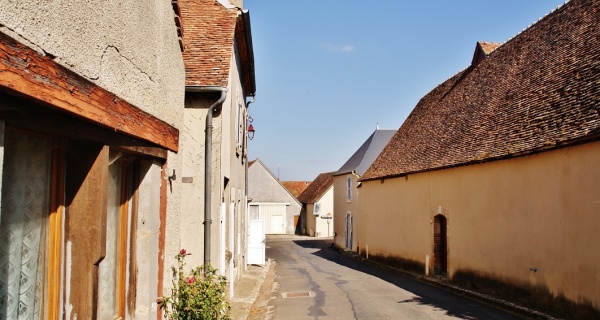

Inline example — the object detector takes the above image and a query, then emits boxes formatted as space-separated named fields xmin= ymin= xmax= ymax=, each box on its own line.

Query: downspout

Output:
xmin=244 ymin=94 xmax=255 ymax=270
xmin=186 ymin=85 xmax=228 ymax=271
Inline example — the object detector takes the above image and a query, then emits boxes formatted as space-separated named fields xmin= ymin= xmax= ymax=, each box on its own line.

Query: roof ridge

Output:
xmin=428 ymin=1 xmax=571 ymax=93
xmin=485 ymin=1 xmax=570 ymax=59
xmin=361 ymin=0 xmax=599 ymax=181
xmin=250 ymin=158 xmax=302 ymax=205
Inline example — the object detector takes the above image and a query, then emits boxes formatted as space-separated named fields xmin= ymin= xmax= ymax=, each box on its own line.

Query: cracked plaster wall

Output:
xmin=0 ymin=0 xmax=185 ymax=128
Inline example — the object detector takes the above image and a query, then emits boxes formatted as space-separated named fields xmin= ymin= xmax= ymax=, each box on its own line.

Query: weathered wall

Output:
xmin=359 ymin=141 xmax=600 ymax=312
xmin=0 ymin=0 xmax=185 ymax=127
xmin=178 ymin=96 xmax=211 ymax=270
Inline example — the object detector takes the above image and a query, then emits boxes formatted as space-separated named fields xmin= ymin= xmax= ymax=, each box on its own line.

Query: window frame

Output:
xmin=347 ymin=176 xmax=352 ymax=202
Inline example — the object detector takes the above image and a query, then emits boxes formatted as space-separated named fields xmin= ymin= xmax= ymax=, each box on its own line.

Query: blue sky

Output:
xmin=245 ymin=0 xmax=566 ymax=181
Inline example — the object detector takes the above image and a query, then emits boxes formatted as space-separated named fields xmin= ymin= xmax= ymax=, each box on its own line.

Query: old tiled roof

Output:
xmin=281 ymin=181 xmax=312 ymax=198
xmin=335 ymin=129 xmax=396 ymax=177
xmin=362 ymin=0 xmax=600 ymax=181
xmin=297 ymin=172 xmax=335 ymax=204
xmin=180 ymin=0 xmax=238 ymax=87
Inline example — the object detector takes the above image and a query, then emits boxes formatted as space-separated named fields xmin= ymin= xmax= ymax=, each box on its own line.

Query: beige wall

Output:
xmin=359 ymin=141 xmax=600 ymax=310
xmin=314 ymin=186 xmax=334 ymax=237
xmin=333 ymin=174 xmax=359 ymax=249
xmin=0 ymin=0 xmax=185 ymax=128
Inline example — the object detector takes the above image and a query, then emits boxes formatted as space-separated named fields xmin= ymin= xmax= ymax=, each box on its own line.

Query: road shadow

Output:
xmin=290 ymin=239 xmax=518 ymax=320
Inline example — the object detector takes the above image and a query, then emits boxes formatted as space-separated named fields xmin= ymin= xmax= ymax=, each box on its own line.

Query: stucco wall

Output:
xmin=358 ymin=141 xmax=600 ymax=310
xmin=0 ymin=0 xmax=185 ymax=127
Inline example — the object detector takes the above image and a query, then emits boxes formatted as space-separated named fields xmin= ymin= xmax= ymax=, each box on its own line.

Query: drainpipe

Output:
xmin=243 ymin=94 xmax=255 ymax=269
xmin=186 ymin=85 xmax=228 ymax=271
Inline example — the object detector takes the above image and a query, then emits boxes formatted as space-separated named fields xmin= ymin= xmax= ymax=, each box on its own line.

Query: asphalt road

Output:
xmin=260 ymin=236 xmax=520 ymax=320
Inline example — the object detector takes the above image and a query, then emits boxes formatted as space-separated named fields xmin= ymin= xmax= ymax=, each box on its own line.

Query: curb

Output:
xmin=337 ymin=249 xmax=558 ymax=320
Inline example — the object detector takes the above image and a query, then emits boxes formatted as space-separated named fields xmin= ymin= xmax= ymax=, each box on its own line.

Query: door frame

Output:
xmin=433 ymin=214 xmax=448 ymax=275
xmin=345 ymin=212 xmax=352 ymax=249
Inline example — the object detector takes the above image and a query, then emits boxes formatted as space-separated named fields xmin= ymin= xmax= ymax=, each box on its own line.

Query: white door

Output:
xmin=219 ymin=203 xmax=226 ymax=276
xmin=247 ymin=220 xmax=265 ymax=265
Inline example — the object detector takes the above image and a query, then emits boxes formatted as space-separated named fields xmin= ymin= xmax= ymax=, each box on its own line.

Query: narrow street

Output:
xmin=252 ymin=236 xmax=519 ymax=320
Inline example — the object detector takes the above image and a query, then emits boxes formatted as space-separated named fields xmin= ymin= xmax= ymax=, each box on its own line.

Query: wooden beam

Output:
xmin=0 ymin=32 xmax=179 ymax=152
xmin=0 ymin=93 xmax=169 ymax=159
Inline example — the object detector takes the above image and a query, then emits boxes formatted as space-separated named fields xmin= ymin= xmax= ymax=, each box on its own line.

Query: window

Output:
xmin=235 ymin=89 xmax=244 ymax=155
xmin=0 ymin=130 xmax=54 ymax=318
xmin=97 ymin=151 xmax=138 ymax=319
xmin=314 ymin=203 xmax=321 ymax=215
xmin=347 ymin=176 xmax=352 ymax=202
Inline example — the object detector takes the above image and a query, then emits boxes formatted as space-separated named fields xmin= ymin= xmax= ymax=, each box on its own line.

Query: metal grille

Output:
xmin=283 ymin=291 xmax=313 ymax=298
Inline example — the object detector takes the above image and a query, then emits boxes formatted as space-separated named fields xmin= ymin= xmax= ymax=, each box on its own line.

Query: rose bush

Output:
xmin=159 ymin=250 xmax=230 ymax=319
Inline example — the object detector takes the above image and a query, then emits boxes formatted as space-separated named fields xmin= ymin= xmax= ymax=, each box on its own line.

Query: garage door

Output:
xmin=261 ymin=204 xmax=286 ymax=234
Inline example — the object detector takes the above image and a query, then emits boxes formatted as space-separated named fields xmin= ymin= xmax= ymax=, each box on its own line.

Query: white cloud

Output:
xmin=323 ymin=43 xmax=356 ymax=52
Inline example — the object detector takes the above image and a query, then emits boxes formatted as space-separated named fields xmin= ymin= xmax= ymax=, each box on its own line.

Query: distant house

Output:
xmin=358 ymin=0 xmax=600 ymax=315
xmin=298 ymin=172 xmax=335 ymax=237
xmin=332 ymin=129 xmax=395 ymax=251
xmin=248 ymin=159 xmax=302 ymax=234
xmin=281 ymin=181 xmax=312 ymax=198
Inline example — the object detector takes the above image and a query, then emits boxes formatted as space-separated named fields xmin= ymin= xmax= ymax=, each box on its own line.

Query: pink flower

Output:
xmin=180 ymin=249 xmax=186 ymax=255
xmin=187 ymin=277 xmax=195 ymax=284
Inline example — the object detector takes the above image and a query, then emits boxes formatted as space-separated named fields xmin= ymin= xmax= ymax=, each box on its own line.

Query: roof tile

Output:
xmin=297 ymin=172 xmax=335 ymax=204
xmin=180 ymin=0 xmax=238 ymax=87
xmin=362 ymin=0 xmax=600 ymax=181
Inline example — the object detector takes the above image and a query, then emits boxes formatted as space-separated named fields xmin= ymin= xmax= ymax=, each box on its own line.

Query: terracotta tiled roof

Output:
xmin=281 ymin=181 xmax=312 ymax=198
xmin=362 ymin=0 xmax=600 ymax=181
xmin=297 ymin=172 xmax=335 ymax=204
xmin=180 ymin=0 xmax=238 ymax=87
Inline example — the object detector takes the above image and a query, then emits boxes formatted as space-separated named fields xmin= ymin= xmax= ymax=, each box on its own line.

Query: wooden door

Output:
xmin=433 ymin=215 xmax=447 ymax=275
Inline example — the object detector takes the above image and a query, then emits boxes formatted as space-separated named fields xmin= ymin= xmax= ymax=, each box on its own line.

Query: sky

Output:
xmin=244 ymin=0 xmax=567 ymax=181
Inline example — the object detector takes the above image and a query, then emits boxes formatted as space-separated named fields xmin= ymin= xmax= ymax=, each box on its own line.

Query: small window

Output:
xmin=347 ymin=176 xmax=352 ymax=202
xmin=314 ymin=203 xmax=321 ymax=215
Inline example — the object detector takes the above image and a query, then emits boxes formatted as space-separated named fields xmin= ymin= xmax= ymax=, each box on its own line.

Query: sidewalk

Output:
xmin=230 ymin=259 xmax=272 ymax=320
